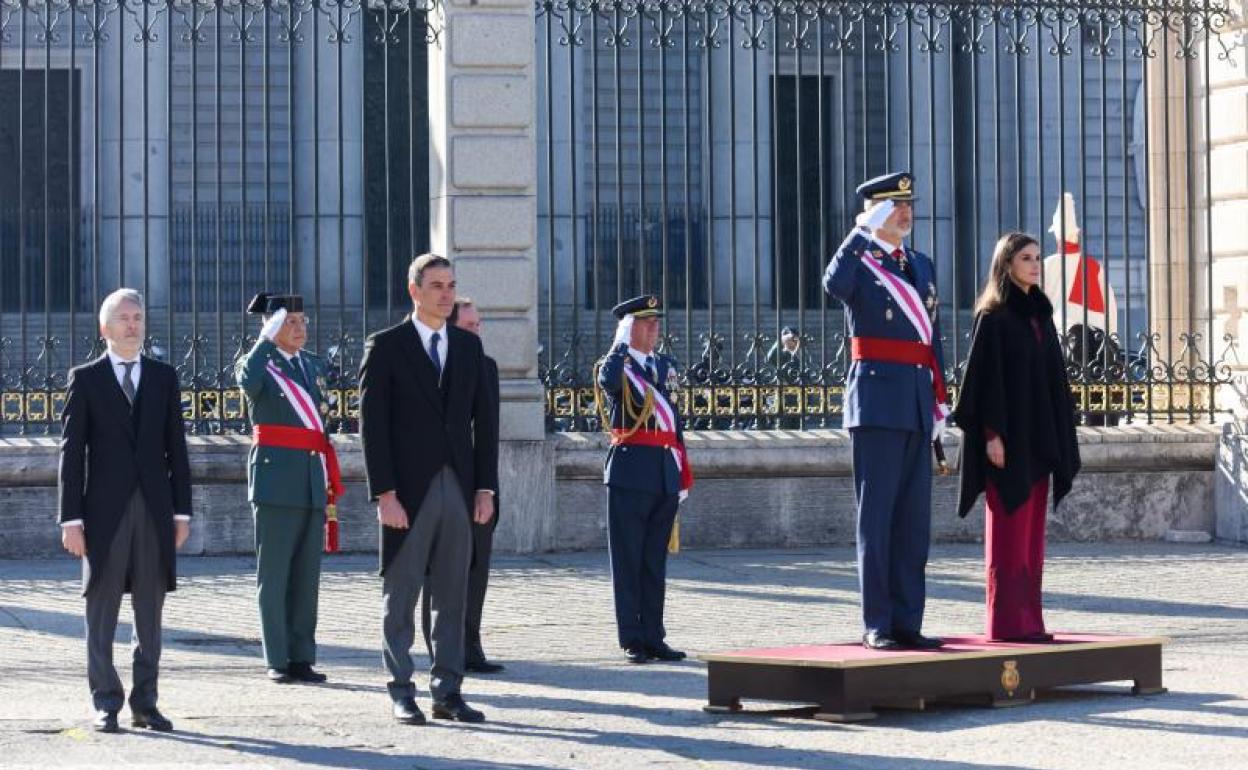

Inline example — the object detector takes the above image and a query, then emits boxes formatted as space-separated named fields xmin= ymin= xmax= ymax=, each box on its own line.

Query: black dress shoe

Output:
xmin=288 ymin=662 xmax=328 ymax=683
xmin=465 ymin=660 xmax=505 ymax=674
xmin=131 ymin=707 xmax=173 ymax=732
xmin=392 ymin=697 xmax=427 ymax=725
xmin=624 ymin=645 xmax=649 ymax=664
xmin=645 ymin=643 xmax=687 ymax=661
xmin=894 ymin=630 xmax=944 ymax=649
xmin=431 ymin=694 xmax=485 ymax=723
xmin=92 ymin=710 xmax=119 ymax=733
xmin=862 ymin=631 xmax=902 ymax=650
xmin=267 ymin=668 xmax=293 ymax=684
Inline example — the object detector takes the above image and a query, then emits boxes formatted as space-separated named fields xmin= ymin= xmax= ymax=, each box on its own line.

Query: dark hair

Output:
xmin=973 ymin=232 xmax=1039 ymax=315
xmin=448 ymin=296 xmax=474 ymax=326
xmin=407 ymin=253 xmax=453 ymax=286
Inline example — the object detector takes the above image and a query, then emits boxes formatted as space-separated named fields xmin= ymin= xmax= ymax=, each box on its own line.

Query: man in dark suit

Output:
xmin=421 ymin=296 xmax=504 ymax=675
xmin=595 ymin=295 xmax=693 ymax=664
xmin=58 ymin=288 xmax=193 ymax=733
xmin=823 ymin=172 xmax=949 ymax=652
xmin=359 ymin=254 xmax=499 ymax=725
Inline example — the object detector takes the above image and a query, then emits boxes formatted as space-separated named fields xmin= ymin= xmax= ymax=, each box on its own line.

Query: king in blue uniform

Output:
xmin=595 ymin=295 xmax=692 ymax=664
xmin=823 ymin=172 xmax=948 ymax=651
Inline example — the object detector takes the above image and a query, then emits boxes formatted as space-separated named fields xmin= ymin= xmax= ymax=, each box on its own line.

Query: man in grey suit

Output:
xmin=359 ymin=254 xmax=499 ymax=725
xmin=59 ymin=289 xmax=193 ymax=733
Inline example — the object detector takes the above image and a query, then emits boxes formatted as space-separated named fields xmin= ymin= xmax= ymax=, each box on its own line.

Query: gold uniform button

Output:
xmin=310 ymin=451 xmax=318 ymax=457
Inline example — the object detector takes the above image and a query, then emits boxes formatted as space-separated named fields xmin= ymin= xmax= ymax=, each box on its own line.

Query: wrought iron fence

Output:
xmin=537 ymin=0 xmax=1243 ymax=430
xmin=0 ymin=0 xmax=437 ymax=435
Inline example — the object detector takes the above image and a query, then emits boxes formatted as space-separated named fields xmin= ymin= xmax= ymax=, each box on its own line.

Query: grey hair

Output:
xmin=98 ymin=288 xmax=145 ymax=328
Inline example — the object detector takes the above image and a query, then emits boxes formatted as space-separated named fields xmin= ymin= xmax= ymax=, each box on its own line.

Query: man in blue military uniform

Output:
xmin=595 ymin=295 xmax=693 ymax=664
xmin=823 ymin=172 xmax=950 ymax=651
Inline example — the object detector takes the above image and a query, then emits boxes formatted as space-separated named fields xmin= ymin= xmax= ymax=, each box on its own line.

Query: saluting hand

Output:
xmin=260 ymin=307 xmax=287 ymax=341
xmin=986 ymin=436 xmax=1006 ymax=469
xmin=377 ymin=491 xmax=410 ymax=529
xmin=855 ymin=200 xmax=895 ymax=233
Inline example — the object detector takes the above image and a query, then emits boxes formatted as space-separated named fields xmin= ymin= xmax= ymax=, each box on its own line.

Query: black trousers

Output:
xmin=607 ymin=486 xmax=678 ymax=649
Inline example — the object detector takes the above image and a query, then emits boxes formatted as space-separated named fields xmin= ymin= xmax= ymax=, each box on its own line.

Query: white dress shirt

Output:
xmin=62 ymin=349 xmax=189 ymax=529
xmin=412 ymin=314 xmax=448 ymax=384
xmin=107 ymin=349 xmax=141 ymax=394
xmin=628 ymin=347 xmax=658 ymax=379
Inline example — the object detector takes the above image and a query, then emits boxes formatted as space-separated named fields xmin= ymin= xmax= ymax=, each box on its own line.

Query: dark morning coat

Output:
xmin=358 ymin=319 xmax=500 ymax=575
xmin=952 ymin=282 xmax=1081 ymax=518
xmin=57 ymin=355 xmax=193 ymax=595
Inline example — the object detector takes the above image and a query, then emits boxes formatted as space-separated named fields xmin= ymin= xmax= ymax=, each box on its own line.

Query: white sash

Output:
xmin=263 ymin=359 xmax=331 ymax=487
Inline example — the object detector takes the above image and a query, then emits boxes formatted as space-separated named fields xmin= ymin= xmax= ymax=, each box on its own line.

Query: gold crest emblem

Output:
xmin=898 ymin=176 xmax=912 ymax=191
xmin=1001 ymin=660 xmax=1021 ymax=697
xmin=646 ymin=296 xmax=658 ymax=308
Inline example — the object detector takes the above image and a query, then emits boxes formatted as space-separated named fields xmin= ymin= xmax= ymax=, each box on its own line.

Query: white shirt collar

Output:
xmin=628 ymin=347 xmax=656 ymax=369
xmin=106 ymin=349 xmax=141 ymax=366
xmin=275 ymin=347 xmax=300 ymax=363
xmin=412 ymin=313 xmax=447 ymax=346
xmin=873 ymin=235 xmax=902 ymax=254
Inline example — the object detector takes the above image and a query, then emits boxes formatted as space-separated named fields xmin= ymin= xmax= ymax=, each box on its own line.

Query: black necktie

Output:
xmin=645 ymin=355 xmax=657 ymax=383
xmin=429 ymin=332 xmax=443 ymax=380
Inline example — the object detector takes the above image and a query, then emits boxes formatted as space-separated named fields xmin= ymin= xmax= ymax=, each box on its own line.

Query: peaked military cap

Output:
xmin=856 ymin=171 xmax=918 ymax=202
xmin=247 ymin=291 xmax=304 ymax=315
xmin=612 ymin=294 xmax=663 ymax=320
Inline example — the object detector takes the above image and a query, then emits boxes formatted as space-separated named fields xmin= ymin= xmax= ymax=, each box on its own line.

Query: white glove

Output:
xmin=678 ymin=490 xmax=689 ymax=504
xmin=855 ymin=200 xmax=895 ymax=233
xmin=612 ymin=314 xmax=634 ymax=348
xmin=260 ymin=307 xmax=287 ymax=341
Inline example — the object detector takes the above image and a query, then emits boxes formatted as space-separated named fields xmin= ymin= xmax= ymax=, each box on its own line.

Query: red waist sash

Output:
xmin=610 ymin=428 xmax=694 ymax=492
xmin=850 ymin=336 xmax=949 ymax=406
xmin=252 ymin=424 xmax=345 ymax=505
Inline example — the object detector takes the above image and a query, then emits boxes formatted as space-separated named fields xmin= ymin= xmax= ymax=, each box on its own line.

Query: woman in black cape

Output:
xmin=952 ymin=232 xmax=1081 ymax=642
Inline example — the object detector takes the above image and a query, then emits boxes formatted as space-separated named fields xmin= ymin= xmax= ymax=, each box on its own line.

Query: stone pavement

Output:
xmin=0 ymin=543 xmax=1245 ymax=770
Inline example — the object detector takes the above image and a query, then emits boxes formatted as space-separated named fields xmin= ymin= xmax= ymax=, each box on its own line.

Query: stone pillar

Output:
xmin=427 ymin=2 xmax=543 ymax=440
xmin=1204 ymin=3 xmax=1248 ymax=421
xmin=95 ymin=4 xmax=170 ymax=308
xmin=1144 ymin=43 xmax=1202 ymax=371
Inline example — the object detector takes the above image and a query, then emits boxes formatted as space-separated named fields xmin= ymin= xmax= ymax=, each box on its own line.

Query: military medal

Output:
xmin=320 ymin=402 xmax=330 ymax=416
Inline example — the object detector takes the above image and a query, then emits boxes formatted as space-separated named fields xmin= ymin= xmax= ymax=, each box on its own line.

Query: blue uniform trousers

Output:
xmin=851 ymin=426 xmax=932 ymax=636
xmin=607 ymin=486 xmax=679 ymax=649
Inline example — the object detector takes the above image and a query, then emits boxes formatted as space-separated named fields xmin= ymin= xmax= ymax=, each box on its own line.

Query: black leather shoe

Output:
xmin=288 ymin=662 xmax=328 ymax=683
xmin=624 ymin=645 xmax=649 ymax=664
xmin=92 ymin=710 xmax=119 ymax=733
xmin=267 ymin=668 xmax=293 ymax=684
xmin=431 ymin=694 xmax=485 ymax=723
xmin=465 ymin=660 xmax=505 ymax=674
xmin=894 ymin=630 xmax=944 ymax=649
xmin=392 ymin=697 xmax=426 ymax=725
xmin=645 ymin=643 xmax=687 ymax=662
xmin=862 ymin=631 xmax=903 ymax=651
xmin=131 ymin=707 xmax=173 ymax=732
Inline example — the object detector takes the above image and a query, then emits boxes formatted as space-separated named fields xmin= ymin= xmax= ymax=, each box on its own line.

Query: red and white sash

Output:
xmin=858 ymin=249 xmax=952 ymax=432
xmin=265 ymin=359 xmax=327 ymax=476
xmin=621 ymin=361 xmax=692 ymax=492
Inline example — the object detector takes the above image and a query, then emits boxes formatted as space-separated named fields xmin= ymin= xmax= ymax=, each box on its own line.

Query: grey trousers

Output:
xmin=383 ymin=466 xmax=472 ymax=702
xmin=85 ymin=491 xmax=166 ymax=713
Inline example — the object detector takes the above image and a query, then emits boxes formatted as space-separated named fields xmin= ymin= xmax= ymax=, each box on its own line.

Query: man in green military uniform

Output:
xmin=236 ymin=292 xmax=343 ymax=684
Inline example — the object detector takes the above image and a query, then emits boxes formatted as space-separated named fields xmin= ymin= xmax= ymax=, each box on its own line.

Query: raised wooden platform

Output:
xmin=700 ymin=634 xmax=1167 ymax=722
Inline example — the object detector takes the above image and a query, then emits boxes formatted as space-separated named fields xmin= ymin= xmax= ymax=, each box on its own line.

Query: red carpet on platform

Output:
xmin=701 ymin=634 xmax=1168 ymax=722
